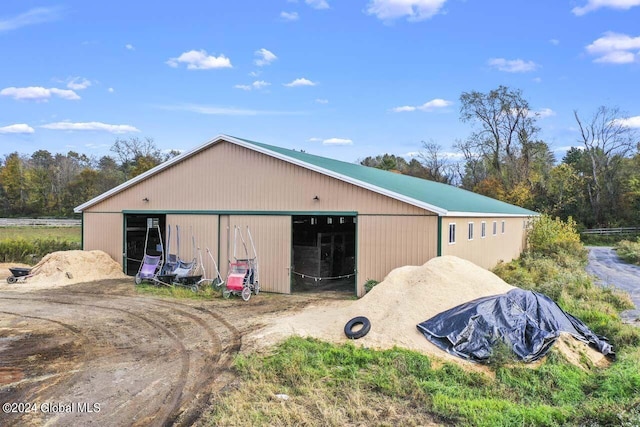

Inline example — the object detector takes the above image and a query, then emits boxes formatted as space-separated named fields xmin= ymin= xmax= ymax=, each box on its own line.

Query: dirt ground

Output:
xmin=0 ymin=272 xmax=326 ymax=427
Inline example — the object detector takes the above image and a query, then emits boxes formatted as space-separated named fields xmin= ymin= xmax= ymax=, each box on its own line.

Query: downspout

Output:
xmin=437 ymin=215 xmax=442 ymax=257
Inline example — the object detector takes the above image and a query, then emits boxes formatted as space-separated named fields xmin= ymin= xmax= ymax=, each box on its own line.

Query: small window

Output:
xmin=492 ymin=221 xmax=497 ymax=235
xmin=501 ymin=220 xmax=506 ymax=234
xmin=448 ymin=223 xmax=456 ymax=244
xmin=468 ymin=222 xmax=474 ymax=240
xmin=481 ymin=221 xmax=486 ymax=238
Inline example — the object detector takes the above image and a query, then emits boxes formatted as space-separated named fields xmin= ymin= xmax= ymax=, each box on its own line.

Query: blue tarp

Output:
xmin=417 ymin=288 xmax=613 ymax=363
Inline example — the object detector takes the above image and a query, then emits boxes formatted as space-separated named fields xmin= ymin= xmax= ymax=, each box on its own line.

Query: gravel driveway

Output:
xmin=586 ymin=246 xmax=640 ymax=324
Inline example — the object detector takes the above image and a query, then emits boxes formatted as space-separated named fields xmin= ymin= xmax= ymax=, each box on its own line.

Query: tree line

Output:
xmin=360 ymin=86 xmax=640 ymax=228
xmin=1 ymin=86 xmax=638 ymax=227
xmin=0 ymin=137 xmax=179 ymax=217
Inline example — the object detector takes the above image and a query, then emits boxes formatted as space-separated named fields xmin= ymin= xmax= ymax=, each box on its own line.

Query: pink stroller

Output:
xmin=222 ymin=226 xmax=259 ymax=301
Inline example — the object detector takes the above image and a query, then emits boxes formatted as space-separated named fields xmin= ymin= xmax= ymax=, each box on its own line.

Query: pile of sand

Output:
xmin=1 ymin=250 xmax=127 ymax=290
xmin=247 ymin=256 xmax=607 ymax=369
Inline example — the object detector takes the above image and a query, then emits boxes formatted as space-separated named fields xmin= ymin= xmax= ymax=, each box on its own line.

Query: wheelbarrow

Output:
xmin=6 ymin=267 xmax=33 ymax=284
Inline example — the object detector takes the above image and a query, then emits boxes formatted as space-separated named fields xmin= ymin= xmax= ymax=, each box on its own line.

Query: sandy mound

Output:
xmin=247 ymin=256 xmax=607 ymax=369
xmin=1 ymin=250 xmax=127 ymax=291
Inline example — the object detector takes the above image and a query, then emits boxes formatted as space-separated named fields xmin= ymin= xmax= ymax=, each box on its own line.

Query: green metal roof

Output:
xmin=233 ymin=136 xmax=537 ymax=217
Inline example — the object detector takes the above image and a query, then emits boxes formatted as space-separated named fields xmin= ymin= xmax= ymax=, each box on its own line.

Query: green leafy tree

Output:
xmin=0 ymin=153 xmax=28 ymax=215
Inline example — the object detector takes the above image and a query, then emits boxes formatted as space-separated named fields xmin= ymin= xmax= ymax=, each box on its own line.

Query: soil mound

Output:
xmin=2 ymin=250 xmax=127 ymax=290
xmin=248 ymin=256 xmax=607 ymax=369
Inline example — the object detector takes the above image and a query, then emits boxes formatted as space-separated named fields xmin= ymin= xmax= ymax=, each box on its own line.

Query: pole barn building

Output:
xmin=74 ymin=135 xmax=537 ymax=296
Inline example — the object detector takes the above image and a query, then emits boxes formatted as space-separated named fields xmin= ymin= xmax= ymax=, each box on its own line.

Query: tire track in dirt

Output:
xmin=0 ymin=294 xmax=228 ymax=426
xmin=0 ymin=309 xmax=90 ymax=427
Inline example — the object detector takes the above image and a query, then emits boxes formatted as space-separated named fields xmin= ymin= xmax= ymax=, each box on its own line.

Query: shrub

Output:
xmin=364 ymin=279 xmax=379 ymax=293
xmin=527 ymin=215 xmax=586 ymax=263
xmin=0 ymin=237 xmax=80 ymax=264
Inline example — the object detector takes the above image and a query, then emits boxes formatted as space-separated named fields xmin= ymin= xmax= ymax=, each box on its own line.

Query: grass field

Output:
xmin=0 ymin=226 xmax=81 ymax=243
xmin=0 ymin=226 xmax=82 ymax=263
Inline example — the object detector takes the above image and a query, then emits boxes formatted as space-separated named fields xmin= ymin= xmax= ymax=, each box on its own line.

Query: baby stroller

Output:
xmin=134 ymin=218 xmax=164 ymax=285
xmin=223 ymin=226 xmax=259 ymax=301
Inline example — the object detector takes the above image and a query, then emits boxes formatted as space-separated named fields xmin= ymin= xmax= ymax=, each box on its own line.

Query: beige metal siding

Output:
xmin=357 ymin=215 xmax=438 ymax=296
xmin=441 ymin=216 xmax=528 ymax=269
xmin=165 ymin=214 xmax=220 ymax=283
xmin=83 ymin=212 xmax=123 ymax=266
xmin=219 ymin=215 xmax=292 ymax=294
xmin=85 ymin=141 xmax=427 ymax=216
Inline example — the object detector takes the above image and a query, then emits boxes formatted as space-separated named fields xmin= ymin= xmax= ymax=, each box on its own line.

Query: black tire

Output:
xmin=344 ymin=316 xmax=371 ymax=339
xmin=7 ymin=276 xmax=17 ymax=284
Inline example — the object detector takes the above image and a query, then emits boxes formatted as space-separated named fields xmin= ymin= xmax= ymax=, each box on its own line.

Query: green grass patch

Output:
xmin=134 ymin=282 xmax=222 ymax=300
xmin=0 ymin=226 xmax=81 ymax=243
xmin=204 ymin=337 xmax=640 ymax=426
xmin=615 ymin=238 xmax=640 ymax=265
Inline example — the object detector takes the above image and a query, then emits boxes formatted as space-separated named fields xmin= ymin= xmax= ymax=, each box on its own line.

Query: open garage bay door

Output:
xmin=220 ymin=215 xmax=292 ymax=294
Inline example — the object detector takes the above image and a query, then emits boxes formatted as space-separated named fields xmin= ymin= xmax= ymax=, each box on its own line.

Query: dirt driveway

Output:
xmin=586 ymin=246 xmax=640 ymax=324
xmin=0 ymin=279 xmax=321 ymax=426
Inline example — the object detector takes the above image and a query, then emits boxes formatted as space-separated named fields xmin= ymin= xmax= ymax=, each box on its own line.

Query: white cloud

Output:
xmin=323 ymin=138 xmax=353 ymax=145
xmin=306 ymin=0 xmax=330 ymax=9
xmin=0 ymin=86 xmax=80 ymax=101
xmin=108 ymin=87 xmax=114 ymax=93
xmin=234 ymin=80 xmax=271 ymax=91
xmin=315 ymin=98 xmax=329 ymax=104
xmin=0 ymin=6 xmax=63 ymax=32
xmin=254 ymin=48 xmax=277 ymax=67
xmin=126 ymin=43 xmax=135 ymax=50
xmin=534 ymin=108 xmax=556 ymax=118
xmin=391 ymin=98 xmax=453 ymax=112
xmin=615 ymin=116 xmax=640 ymax=128
xmin=41 ymin=121 xmax=140 ymax=134
xmin=488 ymin=58 xmax=539 ymax=73
xmin=572 ymin=0 xmax=640 ymax=16
xmin=283 ymin=78 xmax=317 ymax=87
xmin=158 ymin=104 xmax=303 ymax=116
xmin=67 ymin=77 xmax=91 ymax=90
xmin=549 ymin=39 xmax=560 ymax=45
xmin=308 ymin=137 xmax=323 ymax=142
xmin=280 ymin=11 xmax=299 ymax=21
xmin=533 ymin=77 xmax=542 ymax=83
xmin=0 ymin=123 xmax=35 ymax=134
xmin=365 ymin=0 xmax=447 ymax=22
xmin=166 ymin=50 xmax=232 ymax=69
xmin=586 ymin=32 xmax=640 ymax=63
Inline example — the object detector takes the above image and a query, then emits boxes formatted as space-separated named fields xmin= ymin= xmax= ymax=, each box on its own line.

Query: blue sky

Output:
xmin=1 ymin=0 xmax=639 ymax=163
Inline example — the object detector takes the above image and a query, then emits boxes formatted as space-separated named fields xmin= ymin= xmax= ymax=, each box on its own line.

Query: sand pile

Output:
xmin=2 ymin=250 xmax=127 ymax=290
xmin=248 ymin=256 xmax=607 ymax=368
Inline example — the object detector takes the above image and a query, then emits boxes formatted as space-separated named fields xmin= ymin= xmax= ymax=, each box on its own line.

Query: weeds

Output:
xmin=0 ymin=237 xmax=80 ymax=263
xmin=615 ymin=238 xmax=640 ymax=265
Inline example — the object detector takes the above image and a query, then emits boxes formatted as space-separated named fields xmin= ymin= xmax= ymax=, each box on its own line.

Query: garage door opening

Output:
xmin=291 ymin=215 xmax=356 ymax=294
xmin=124 ymin=214 xmax=166 ymax=276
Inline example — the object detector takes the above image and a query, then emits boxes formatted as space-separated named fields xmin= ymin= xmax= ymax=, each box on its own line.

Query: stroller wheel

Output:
xmin=222 ymin=289 xmax=231 ymax=299
xmin=241 ymin=287 xmax=251 ymax=301
xmin=253 ymin=281 xmax=260 ymax=295
xmin=7 ymin=276 xmax=17 ymax=284
xmin=190 ymin=285 xmax=199 ymax=293
xmin=134 ymin=274 xmax=142 ymax=285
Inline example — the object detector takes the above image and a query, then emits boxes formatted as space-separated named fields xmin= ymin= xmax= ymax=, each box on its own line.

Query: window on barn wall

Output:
xmin=481 ymin=221 xmax=486 ymax=238
xmin=493 ymin=221 xmax=497 ymax=235
xmin=468 ymin=222 xmax=474 ymax=240
xmin=448 ymin=223 xmax=456 ymax=244
xmin=501 ymin=220 xmax=506 ymax=234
